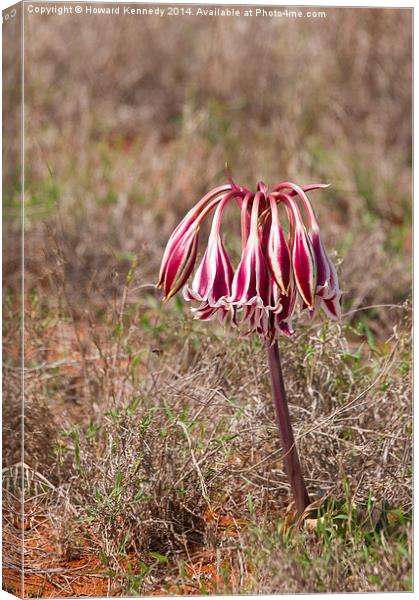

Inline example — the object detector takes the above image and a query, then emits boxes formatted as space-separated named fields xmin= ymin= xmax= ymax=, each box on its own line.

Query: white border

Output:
xmin=0 ymin=2 xmax=414 ymax=600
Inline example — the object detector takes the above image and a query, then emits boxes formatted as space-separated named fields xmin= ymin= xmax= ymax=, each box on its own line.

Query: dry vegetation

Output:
xmin=3 ymin=6 xmax=412 ymax=597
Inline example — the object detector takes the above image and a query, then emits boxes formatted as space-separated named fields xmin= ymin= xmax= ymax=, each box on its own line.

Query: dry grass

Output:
xmin=3 ymin=290 xmax=412 ymax=595
xmin=3 ymin=5 xmax=412 ymax=597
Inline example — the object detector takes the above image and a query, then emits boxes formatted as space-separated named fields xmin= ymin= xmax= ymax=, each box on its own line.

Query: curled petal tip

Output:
xmin=278 ymin=323 xmax=294 ymax=337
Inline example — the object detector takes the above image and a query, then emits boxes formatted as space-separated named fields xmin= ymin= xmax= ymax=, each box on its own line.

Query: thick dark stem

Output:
xmin=266 ymin=340 xmax=310 ymax=515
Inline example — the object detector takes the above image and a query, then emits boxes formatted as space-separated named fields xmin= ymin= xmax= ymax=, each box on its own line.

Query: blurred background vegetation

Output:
xmin=3 ymin=6 xmax=412 ymax=596
xmin=4 ymin=7 xmax=412 ymax=329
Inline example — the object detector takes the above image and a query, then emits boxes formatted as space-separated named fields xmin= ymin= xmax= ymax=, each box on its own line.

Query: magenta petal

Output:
xmin=217 ymin=307 xmax=231 ymax=326
xmin=210 ymin=241 xmax=234 ymax=303
xmin=312 ymin=235 xmax=341 ymax=304
xmin=230 ymin=238 xmax=271 ymax=307
xmin=191 ymin=302 xmax=235 ymax=327
xmin=311 ymin=230 xmax=330 ymax=293
xmin=325 ymin=256 xmax=341 ymax=301
xmin=183 ymin=286 xmax=201 ymax=302
xmin=277 ymin=320 xmax=294 ymax=337
xmin=321 ymin=295 xmax=341 ymax=320
xmin=185 ymin=199 xmax=234 ymax=306
xmin=292 ymin=225 xmax=317 ymax=309
xmin=230 ymin=242 xmax=253 ymax=301
xmin=274 ymin=293 xmax=297 ymax=337
xmin=272 ymin=287 xmax=297 ymax=338
xmin=267 ymin=197 xmax=291 ymax=295
xmin=163 ymin=227 xmax=199 ymax=299
xmin=239 ymin=305 xmax=265 ymax=336
xmin=157 ymin=218 xmax=194 ymax=288
xmin=189 ymin=234 xmax=233 ymax=305
xmin=157 ymin=185 xmax=233 ymax=287
xmin=230 ymin=193 xmax=271 ymax=308
xmin=191 ymin=303 xmax=218 ymax=321
xmin=280 ymin=284 xmax=297 ymax=320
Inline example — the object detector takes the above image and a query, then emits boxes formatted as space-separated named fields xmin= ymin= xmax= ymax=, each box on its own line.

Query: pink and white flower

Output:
xmin=157 ymin=179 xmax=342 ymax=341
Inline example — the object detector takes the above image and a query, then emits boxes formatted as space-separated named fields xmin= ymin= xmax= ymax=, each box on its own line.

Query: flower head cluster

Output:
xmin=157 ymin=180 xmax=341 ymax=343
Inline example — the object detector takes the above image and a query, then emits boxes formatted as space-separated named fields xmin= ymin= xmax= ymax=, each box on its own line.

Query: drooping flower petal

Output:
xmin=157 ymin=178 xmax=341 ymax=343
xmin=260 ymin=283 xmax=297 ymax=344
xmin=267 ymin=195 xmax=291 ymax=295
xmin=274 ymin=184 xmax=341 ymax=318
xmin=230 ymin=193 xmax=271 ymax=308
xmin=190 ymin=302 xmax=217 ymax=320
xmin=157 ymin=184 xmax=232 ymax=288
xmin=276 ymin=319 xmax=294 ymax=337
xmin=311 ymin=230 xmax=331 ymax=295
xmin=321 ymin=295 xmax=341 ymax=320
xmin=280 ymin=195 xmax=317 ymax=309
xmin=189 ymin=301 xmax=236 ymax=327
xmin=162 ymin=225 xmax=200 ymax=300
xmin=275 ymin=283 xmax=297 ymax=333
xmin=238 ymin=304 xmax=267 ymax=337
xmin=311 ymin=231 xmax=342 ymax=307
xmin=184 ymin=198 xmax=234 ymax=306
xmin=293 ymin=224 xmax=317 ymax=309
